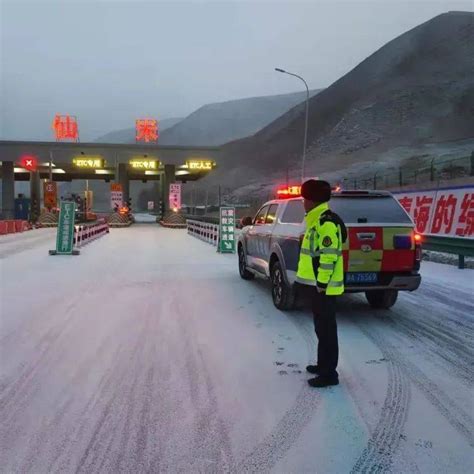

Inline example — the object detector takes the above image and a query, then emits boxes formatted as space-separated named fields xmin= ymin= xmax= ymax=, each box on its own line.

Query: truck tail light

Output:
xmin=414 ymin=233 xmax=422 ymax=269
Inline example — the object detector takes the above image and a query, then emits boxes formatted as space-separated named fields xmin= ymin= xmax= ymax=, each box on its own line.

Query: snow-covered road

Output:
xmin=1 ymin=225 xmax=473 ymax=473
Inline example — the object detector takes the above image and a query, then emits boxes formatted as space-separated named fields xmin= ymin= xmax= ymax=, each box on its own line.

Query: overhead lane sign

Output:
xmin=186 ymin=160 xmax=215 ymax=171
xmin=72 ymin=157 xmax=104 ymax=168
xmin=129 ymin=158 xmax=160 ymax=170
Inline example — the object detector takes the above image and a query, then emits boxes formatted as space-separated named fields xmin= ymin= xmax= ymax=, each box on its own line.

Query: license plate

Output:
xmin=346 ymin=272 xmax=378 ymax=284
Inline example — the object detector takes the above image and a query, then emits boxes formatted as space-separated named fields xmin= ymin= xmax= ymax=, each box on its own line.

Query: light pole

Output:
xmin=275 ymin=67 xmax=309 ymax=182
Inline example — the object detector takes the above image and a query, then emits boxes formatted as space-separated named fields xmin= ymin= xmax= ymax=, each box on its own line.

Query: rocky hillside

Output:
xmin=216 ymin=11 xmax=474 ymax=190
xmin=157 ymin=90 xmax=320 ymax=146
xmin=94 ymin=117 xmax=183 ymax=143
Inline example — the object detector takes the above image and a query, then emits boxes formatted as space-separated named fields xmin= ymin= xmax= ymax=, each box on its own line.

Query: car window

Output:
xmin=265 ymin=204 xmax=279 ymax=224
xmin=254 ymin=205 xmax=269 ymax=225
xmin=281 ymin=200 xmax=305 ymax=223
xmin=331 ymin=196 xmax=412 ymax=223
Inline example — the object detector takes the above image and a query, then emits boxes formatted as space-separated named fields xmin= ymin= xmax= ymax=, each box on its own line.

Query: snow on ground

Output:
xmin=0 ymin=226 xmax=472 ymax=473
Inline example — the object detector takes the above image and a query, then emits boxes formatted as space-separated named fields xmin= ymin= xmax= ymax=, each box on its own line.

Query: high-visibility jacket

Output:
xmin=296 ymin=202 xmax=345 ymax=295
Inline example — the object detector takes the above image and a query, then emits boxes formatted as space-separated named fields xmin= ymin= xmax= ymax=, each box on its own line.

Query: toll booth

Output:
xmin=14 ymin=195 xmax=30 ymax=220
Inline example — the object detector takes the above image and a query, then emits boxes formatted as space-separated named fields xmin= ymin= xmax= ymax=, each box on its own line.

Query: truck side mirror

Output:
xmin=241 ymin=216 xmax=253 ymax=227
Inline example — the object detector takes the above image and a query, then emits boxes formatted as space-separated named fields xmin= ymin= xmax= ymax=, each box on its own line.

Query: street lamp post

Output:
xmin=275 ymin=67 xmax=309 ymax=182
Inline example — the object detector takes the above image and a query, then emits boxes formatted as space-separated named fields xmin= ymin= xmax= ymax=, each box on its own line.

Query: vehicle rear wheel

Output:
xmin=271 ymin=260 xmax=295 ymax=310
xmin=238 ymin=245 xmax=254 ymax=280
xmin=365 ymin=290 xmax=398 ymax=309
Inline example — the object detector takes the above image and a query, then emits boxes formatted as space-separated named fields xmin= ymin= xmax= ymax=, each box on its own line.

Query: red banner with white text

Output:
xmin=394 ymin=186 xmax=473 ymax=238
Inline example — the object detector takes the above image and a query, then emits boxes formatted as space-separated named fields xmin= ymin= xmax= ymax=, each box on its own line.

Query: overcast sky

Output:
xmin=1 ymin=0 xmax=471 ymax=141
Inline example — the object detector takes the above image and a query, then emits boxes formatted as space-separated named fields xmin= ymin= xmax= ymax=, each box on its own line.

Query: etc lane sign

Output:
xmin=219 ymin=207 xmax=236 ymax=253
xmin=50 ymin=201 xmax=76 ymax=255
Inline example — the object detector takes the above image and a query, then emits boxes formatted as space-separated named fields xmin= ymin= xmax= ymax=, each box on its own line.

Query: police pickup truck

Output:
xmin=238 ymin=189 xmax=421 ymax=310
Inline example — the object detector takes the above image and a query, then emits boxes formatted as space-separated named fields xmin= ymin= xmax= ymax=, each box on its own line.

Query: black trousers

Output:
xmin=312 ymin=291 xmax=339 ymax=378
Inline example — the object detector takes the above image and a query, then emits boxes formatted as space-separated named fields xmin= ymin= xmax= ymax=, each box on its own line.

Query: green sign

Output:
xmin=219 ymin=206 xmax=236 ymax=253
xmin=55 ymin=201 xmax=76 ymax=254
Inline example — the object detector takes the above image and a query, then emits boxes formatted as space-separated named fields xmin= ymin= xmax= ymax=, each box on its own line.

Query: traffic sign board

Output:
xmin=219 ymin=206 xmax=236 ymax=253
xmin=43 ymin=181 xmax=57 ymax=209
xmin=55 ymin=201 xmax=76 ymax=254
xmin=111 ymin=183 xmax=123 ymax=210
xmin=169 ymin=183 xmax=181 ymax=210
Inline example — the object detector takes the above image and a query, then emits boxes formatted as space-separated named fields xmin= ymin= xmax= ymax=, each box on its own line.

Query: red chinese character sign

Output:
xmin=136 ymin=119 xmax=159 ymax=143
xmin=395 ymin=186 xmax=474 ymax=238
xmin=52 ymin=114 xmax=79 ymax=141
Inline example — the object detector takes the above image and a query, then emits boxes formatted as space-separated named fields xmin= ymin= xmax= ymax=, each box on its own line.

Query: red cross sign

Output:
xmin=20 ymin=155 xmax=38 ymax=171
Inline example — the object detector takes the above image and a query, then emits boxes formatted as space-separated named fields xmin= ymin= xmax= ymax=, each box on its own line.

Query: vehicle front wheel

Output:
xmin=365 ymin=290 xmax=398 ymax=309
xmin=238 ymin=245 xmax=254 ymax=280
xmin=271 ymin=260 xmax=296 ymax=310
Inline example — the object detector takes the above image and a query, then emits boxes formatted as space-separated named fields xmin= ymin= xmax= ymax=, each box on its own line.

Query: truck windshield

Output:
xmin=332 ymin=196 xmax=412 ymax=224
xmin=281 ymin=196 xmax=412 ymax=224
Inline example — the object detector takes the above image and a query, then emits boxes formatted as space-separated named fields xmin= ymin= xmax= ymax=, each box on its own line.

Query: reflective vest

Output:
xmin=296 ymin=202 xmax=345 ymax=295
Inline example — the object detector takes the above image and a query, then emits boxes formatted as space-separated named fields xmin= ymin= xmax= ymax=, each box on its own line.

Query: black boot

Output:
xmin=306 ymin=365 xmax=321 ymax=375
xmin=308 ymin=375 xmax=339 ymax=388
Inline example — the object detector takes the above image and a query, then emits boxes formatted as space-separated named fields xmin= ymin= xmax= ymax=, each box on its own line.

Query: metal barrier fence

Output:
xmin=187 ymin=219 xmax=219 ymax=247
xmin=341 ymin=154 xmax=474 ymax=190
xmin=74 ymin=219 xmax=109 ymax=248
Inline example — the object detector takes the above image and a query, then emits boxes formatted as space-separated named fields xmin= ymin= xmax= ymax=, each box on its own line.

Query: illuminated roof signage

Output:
xmin=129 ymin=158 xmax=159 ymax=170
xmin=52 ymin=114 xmax=79 ymax=141
xmin=136 ymin=119 xmax=159 ymax=143
xmin=277 ymin=185 xmax=301 ymax=198
xmin=186 ymin=160 xmax=214 ymax=171
xmin=72 ymin=157 xmax=104 ymax=168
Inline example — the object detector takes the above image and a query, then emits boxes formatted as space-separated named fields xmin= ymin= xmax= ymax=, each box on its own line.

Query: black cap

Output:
xmin=301 ymin=179 xmax=331 ymax=203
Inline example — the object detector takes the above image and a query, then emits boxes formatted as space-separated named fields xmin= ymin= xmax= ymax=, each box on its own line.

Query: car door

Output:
xmin=246 ymin=205 xmax=269 ymax=270
xmin=259 ymin=204 xmax=279 ymax=265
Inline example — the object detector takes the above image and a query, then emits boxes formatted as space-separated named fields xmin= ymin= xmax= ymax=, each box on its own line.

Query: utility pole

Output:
xmin=275 ymin=68 xmax=310 ymax=182
xmin=49 ymin=151 xmax=53 ymax=182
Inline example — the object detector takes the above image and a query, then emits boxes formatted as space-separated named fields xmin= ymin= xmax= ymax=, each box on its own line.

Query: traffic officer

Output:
xmin=296 ymin=180 xmax=346 ymax=388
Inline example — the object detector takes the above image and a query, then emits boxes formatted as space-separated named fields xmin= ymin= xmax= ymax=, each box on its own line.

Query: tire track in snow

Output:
xmin=176 ymin=295 xmax=235 ymax=473
xmin=0 ymin=299 xmax=81 ymax=424
xmin=386 ymin=310 xmax=474 ymax=386
xmin=234 ymin=312 xmax=321 ymax=473
xmin=355 ymin=317 xmax=474 ymax=448
xmin=351 ymin=321 xmax=411 ymax=473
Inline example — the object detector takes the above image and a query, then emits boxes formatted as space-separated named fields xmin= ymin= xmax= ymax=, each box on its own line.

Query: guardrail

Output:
xmin=187 ymin=219 xmax=219 ymax=247
xmin=182 ymin=214 xmax=220 ymax=225
xmin=422 ymin=235 xmax=474 ymax=269
xmin=74 ymin=219 xmax=109 ymax=248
